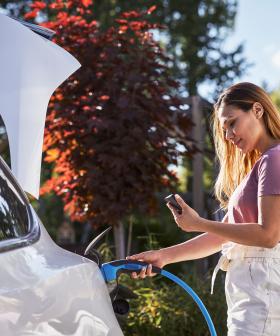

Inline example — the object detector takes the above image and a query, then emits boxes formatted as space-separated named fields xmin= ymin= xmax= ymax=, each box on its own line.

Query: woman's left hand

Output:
xmin=166 ymin=194 xmax=202 ymax=232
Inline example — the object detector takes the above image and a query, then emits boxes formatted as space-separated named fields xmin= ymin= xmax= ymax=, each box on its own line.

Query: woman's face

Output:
xmin=218 ymin=103 xmax=265 ymax=153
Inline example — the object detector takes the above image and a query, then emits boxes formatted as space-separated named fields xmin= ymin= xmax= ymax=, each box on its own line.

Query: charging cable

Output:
xmin=101 ymin=259 xmax=217 ymax=336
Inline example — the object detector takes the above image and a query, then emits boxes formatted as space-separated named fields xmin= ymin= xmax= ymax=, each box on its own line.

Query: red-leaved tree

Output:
xmin=25 ymin=0 xmax=197 ymax=257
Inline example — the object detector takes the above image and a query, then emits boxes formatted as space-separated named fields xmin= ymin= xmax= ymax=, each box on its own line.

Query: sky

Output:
xmin=201 ymin=0 xmax=280 ymax=96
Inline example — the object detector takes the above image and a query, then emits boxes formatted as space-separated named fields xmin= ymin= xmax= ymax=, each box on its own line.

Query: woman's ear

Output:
xmin=252 ymin=102 xmax=264 ymax=119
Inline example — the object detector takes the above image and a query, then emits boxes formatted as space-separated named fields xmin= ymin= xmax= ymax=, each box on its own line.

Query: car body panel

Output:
xmin=0 ymin=13 xmax=80 ymax=199
xmin=0 ymin=208 xmax=123 ymax=336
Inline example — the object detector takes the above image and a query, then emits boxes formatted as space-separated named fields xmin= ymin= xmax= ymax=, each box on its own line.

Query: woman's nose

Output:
xmin=225 ymin=129 xmax=234 ymax=141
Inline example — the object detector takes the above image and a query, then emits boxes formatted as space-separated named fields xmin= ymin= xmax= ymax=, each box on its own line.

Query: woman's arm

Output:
xmin=172 ymin=194 xmax=280 ymax=248
xmin=127 ymin=214 xmax=229 ymax=271
xmin=160 ymin=228 xmax=228 ymax=265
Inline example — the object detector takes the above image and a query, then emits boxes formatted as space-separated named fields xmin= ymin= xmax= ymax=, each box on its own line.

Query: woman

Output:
xmin=127 ymin=82 xmax=280 ymax=335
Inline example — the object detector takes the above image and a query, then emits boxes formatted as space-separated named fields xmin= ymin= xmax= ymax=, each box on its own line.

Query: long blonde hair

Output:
xmin=212 ymin=82 xmax=280 ymax=210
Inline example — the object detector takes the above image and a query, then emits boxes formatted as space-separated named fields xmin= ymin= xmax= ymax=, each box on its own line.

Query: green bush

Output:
xmin=119 ymin=270 xmax=227 ymax=336
xmin=96 ymin=224 xmax=227 ymax=335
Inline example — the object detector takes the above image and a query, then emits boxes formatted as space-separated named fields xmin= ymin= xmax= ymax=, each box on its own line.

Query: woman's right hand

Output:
xmin=126 ymin=249 xmax=166 ymax=279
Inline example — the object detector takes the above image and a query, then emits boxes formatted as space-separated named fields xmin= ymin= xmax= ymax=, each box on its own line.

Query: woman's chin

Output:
xmin=241 ymin=146 xmax=252 ymax=154
xmin=236 ymin=141 xmax=250 ymax=154
xmin=237 ymin=145 xmax=247 ymax=154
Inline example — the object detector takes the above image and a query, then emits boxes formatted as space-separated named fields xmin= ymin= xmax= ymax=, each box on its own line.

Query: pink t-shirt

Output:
xmin=228 ymin=143 xmax=280 ymax=224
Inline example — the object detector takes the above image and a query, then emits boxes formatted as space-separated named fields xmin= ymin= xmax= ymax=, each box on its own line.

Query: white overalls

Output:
xmin=211 ymin=242 xmax=280 ymax=336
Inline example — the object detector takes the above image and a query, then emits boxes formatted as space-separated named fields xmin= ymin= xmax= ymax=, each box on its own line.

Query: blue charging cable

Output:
xmin=101 ymin=259 xmax=217 ymax=336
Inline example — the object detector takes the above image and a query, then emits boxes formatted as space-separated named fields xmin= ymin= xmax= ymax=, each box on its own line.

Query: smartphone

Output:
xmin=164 ymin=194 xmax=182 ymax=214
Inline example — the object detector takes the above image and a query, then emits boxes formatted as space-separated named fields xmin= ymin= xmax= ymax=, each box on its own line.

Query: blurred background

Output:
xmin=1 ymin=1 xmax=280 ymax=334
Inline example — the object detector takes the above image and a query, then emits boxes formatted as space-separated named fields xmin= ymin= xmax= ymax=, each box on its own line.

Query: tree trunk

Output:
xmin=113 ymin=221 xmax=126 ymax=259
xmin=191 ymin=95 xmax=205 ymax=217
xmin=126 ymin=216 xmax=133 ymax=257
xmin=191 ymin=96 xmax=207 ymax=278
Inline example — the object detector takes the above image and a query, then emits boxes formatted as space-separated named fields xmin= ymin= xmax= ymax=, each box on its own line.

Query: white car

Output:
xmin=0 ymin=14 xmax=124 ymax=336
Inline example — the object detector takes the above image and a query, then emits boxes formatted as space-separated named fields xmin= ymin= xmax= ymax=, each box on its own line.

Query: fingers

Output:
xmin=126 ymin=253 xmax=144 ymax=261
xmin=167 ymin=202 xmax=180 ymax=218
xmin=175 ymin=194 xmax=186 ymax=208
xmin=126 ymin=253 xmax=146 ymax=279
xmin=166 ymin=202 xmax=176 ymax=214
xmin=129 ymin=264 xmax=155 ymax=279
xmin=166 ymin=195 xmax=185 ymax=219
xmin=126 ymin=252 xmax=157 ymax=279
xmin=139 ymin=266 xmax=147 ymax=279
xmin=129 ymin=267 xmax=146 ymax=279
xmin=174 ymin=193 xmax=183 ymax=203
xmin=146 ymin=263 xmax=156 ymax=277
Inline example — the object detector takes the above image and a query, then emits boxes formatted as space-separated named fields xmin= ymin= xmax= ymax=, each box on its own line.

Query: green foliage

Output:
xmin=125 ymin=195 xmax=193 ymax=254
xmin=21 ymin=0 xmax=197 ymax=229
xmin=0 ymin=0 xmax=31 ymax=17
xmin=97 ymin=241 xmax=115 ymax=263
xmin=98 ymin=230 xmax=226 ymax=335
xmin=0 ymin=1 xmax=247 ymax=236
xmin=119 ymin=270 xmax=227 ymax=335
xmin=1 ymin=0 xmax=247 ymax=97
xmin=270 ymin=88 xmax=280 ymax=109
xmin=30 ymin=192 xmax=65 ymax=240
xmin=83 ymin=0 xmax=249 ymax=96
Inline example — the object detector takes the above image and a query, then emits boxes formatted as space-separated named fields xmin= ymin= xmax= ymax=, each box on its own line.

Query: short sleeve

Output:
xmin=258 ymin=151 xmax=280 ymax=197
